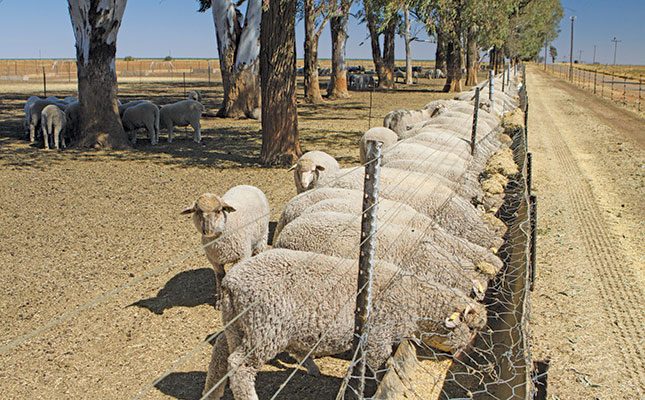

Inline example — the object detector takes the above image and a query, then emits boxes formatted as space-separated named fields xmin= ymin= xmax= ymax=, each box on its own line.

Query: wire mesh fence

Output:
xmin=546 ymin=63 xmax=643 ymax=112
xmin=1 ymin=66 xmax=537 ymax=400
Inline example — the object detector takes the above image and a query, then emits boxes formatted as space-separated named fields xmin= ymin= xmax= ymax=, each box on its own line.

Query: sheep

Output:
xmin=288 ymin=150 xmax=340 ymax=193
xmin=40 ymin=104 xmax=67 ymax=150
xmin=121 ymin=101 xmax=160 ymax=145
xmin=159 ymin=99 xmax=205 ymax=143
xmin=181 ymin=185 xmax=270 ymax=302
xmin=348 ymin=73 xmax=375 ymax=91
xmin=27 ymin=99 xmax=66 ymax=143
xmin=359 ymin=127 xmax=398 ymax=164
xmin=23 ymin=96 xmax=41 ymax=136
xmin=383 ymin=107 xmax=442 ymax=137
xmin=62 ymin=96 xmax=78 ymax=104
xmin=118 ymin=100 xmax=148 ymax=117
xmin=202 ymin=248 xmax=486 ymax=400
xmin=274 ymin=211 xmax=502 ymax=291
xmin=64 ymin=101 xmax=81 ymax=143
xmin=188 ymin=90 xmax=202 ymax=102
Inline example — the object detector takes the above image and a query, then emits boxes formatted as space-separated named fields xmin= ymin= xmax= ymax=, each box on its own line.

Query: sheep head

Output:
xmin=419 ymin=301 xmax=486 ymax=354
xmin=181 ymin=194 xmax=236 ymax=238
xmin=288 ymin=159 xmax=325 ymax=193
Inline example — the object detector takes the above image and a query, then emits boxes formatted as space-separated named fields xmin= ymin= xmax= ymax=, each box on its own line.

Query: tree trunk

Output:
xmin=68 ymin=0 xmax=129 ymax=149
xmin=403 ymin=6 xmax=413 ymax=85
xmin=366 ymin=8 xmax=394 ymax=89
xmin=465 ymin=26 xmax=478 ymax=86
xmin=327 ymin=13 xmax=350 ymax=99
xmin=260 ymin=0 xmax=301 ymax=166
xmin=382 ymin=18 xmax=396 ymax=89
xmin=303 ymin=0 xmax=323 ymax=103
xmin=210 ymin=0 xmax=261 ymax=118
xmin=443 ymin=38 xmax=463 ymax=92
xmin=435 ymin=29 xmax=447 ymax=74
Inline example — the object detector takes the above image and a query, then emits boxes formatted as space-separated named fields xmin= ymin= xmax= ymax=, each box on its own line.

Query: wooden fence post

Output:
xmin=42 ymin=67 xmax=47 ymax=97
xmin=351 ymin=139 xmax=383 ymax=398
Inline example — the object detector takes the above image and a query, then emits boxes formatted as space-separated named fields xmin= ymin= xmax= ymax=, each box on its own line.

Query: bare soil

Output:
xmin=0 ymin=66 xmax=643 ymax=400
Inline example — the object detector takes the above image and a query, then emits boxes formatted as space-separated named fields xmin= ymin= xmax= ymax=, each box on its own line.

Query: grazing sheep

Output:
xmin=27 ymin=99 xmax=66 ymax=143
xmin=64 ymin=101 xmax=80 ymax=144
xmin=288 ymin=151 xmax=340 ymax=193
xmin=202 ymin=248 xmax=486 ymax=400
xmin=117 ymin=100 xmax=148 ymax=117
xmin=160 ymin=99 xmax=205 ymax=143
xmin=40 ymin=104 xmax=67 ymax=150
xmin=121 ymin=101 xmax=160 ymax=145
xmin=359 ymin=127 xmax=399 ymax=164
xmin=275 ymin=211 xmax=502 ymax=290
xmin=181 ymin=185 xmax=270 ymax=301
xmin=348 ymin=73 xmax=375 ymax=91
xmin=62 ymin=96 xmax=78 ymax=104
xmin=188 ymin=90 xmax=202 ymax=102
xmin=383 ymin=108 xmax=441 ymax=136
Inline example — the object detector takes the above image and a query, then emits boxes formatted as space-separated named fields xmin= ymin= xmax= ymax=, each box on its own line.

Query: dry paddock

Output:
xmin=0 ymin=70 xmax=495 ymax=399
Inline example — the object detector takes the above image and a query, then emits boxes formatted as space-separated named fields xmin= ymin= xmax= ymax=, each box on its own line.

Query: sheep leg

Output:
xmin=227 ymin=346 xmax=260 ymax=400
xmin=214 ymin=264 xmax=226 ymax=310
xmin=168 ymin=125 xmax=174 ymax=143
xmin=54 ymin=127 xmax=60 ymax=150
xmin=202 ymin=334 xmax=229 ymax=400
xmin=43 ymin=128 xmax=50 ymax=150
xmin=130 ymin=129 xmax=137 ymax=145
xmin=191 ymin=120 xmax=201 ymax=143
xmin=29 ymin=123 xmax=35 ymax=143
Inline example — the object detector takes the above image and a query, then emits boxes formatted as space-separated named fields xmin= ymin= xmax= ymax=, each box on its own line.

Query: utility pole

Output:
xmin=569 ymin=16 xmax=576 ymax=81
xmin=593 ymin=45 xmax=597 ymax=64
xmin=611 ymin=37 xmax=621 ymax=65
xmin=578 ymin=50 xmax=584 ymax=64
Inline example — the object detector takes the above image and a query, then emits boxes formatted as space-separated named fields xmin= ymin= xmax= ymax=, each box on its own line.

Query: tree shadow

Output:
xmin=129 ymin=268 xmax=217 ymax=315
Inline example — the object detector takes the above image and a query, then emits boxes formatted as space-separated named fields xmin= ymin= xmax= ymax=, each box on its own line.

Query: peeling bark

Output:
xmin=366 ymin=8 xmax=395 ymax=89
xmin=443 ymin=38 xmax=463 ymax=92
xmin=68 ymin=0 xmax=129 ymax=149
xmin=303 ymin=0 xmax=325 ymax=104
xmin=435 ymin=28 xmax=447 ymax=74
xmin=465 ymin=26 xmax=478 ymax=86
xmin=260 ymin=0 xmax=301 ymax=166
xmin=404 ymin=6 xmax=413 ymax=85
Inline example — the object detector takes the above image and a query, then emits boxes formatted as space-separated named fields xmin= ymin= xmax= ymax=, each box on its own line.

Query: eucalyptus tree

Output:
xmin=362 ymin=0 xmax=398 ymax=89
xmin=327 ymin=0 xmax=353 ymax=99
xmin=505 ymin=0 xmax=563 ymax=62
xmin=198 ymin=0 xmax=261 ymax=118
xmin=301 ymin=0 xmax=333 ymax=103
xmin=67 ymin=0 xmax=129 ymax=149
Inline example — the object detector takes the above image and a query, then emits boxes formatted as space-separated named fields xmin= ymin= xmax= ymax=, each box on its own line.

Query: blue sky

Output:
xmin=0 ymin=0 xmax=643 ymax=65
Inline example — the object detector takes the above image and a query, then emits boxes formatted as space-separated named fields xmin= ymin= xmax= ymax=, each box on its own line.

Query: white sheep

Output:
xmin=188 ymin=90 xmax=202 ymax=102
xmin=202 ymin=248 xmax=486 ymax=400
xmin=62 ymin=96 xmax=78 ymax=104
xmin=359 ymin=127 xmax=398 ymax=164
xmin=274 ymin=211 xmax=502 ymax=292
xmin=383 ymin=107 xmax=439 ymax=136
xmin=117 ymin=100 xmax=148 ymax=117
xmin=181 ymin=185 xmax=270 ymax=302
xmin=288 ymin=151 xmax=340 ymax=193
xmin=23 ymin=96 xmax=41 ymax=137
xmin=121 ymin=101 xmax=160 ymax=145
xmin=160 ymin=99 xmax=205 ymax=143
xmin=40 ymin=104 xmax=67 ymax=150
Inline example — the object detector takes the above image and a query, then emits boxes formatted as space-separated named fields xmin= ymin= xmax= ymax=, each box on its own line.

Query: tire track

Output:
xmin=529 ymin=74 xmax=645 ymax=392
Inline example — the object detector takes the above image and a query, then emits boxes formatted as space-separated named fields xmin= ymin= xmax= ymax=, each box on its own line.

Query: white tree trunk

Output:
xmin=404 ymin=5 xmax=413 ymax=85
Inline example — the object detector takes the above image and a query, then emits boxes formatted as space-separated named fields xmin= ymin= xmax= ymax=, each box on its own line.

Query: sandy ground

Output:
xmin=0 ymin=66 xmax=643 ymax=400
xmin=527 ymin=66 xmax=645 ymax=399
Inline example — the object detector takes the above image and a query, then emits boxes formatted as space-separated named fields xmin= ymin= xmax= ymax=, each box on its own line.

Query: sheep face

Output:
xmin=289 ymin=159 xmax=325 ymax=192
xmin=182 ymin=194 xmax=236 ymax=238
xmin=419 ymin=302 xmax=486 ymax=354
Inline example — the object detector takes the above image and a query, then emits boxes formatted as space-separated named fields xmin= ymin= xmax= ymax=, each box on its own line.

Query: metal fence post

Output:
xmin=529 ymin=195 xmax=537 ymax=291
xmin=611 ymin=75 xmax=614 ymax=100
xmin=489 ymin=70 xmax=494 ymax=105
xmin=623 ymin=76 xmax=627 ymax=104
xmin=352 ymin=139 xmax=383 ymax=398
xmin=502 ymin=69 xmax=505 ymax=93
xmin=42 ymin=67 xmax=47 ymax=97
xmin=639 ymin=75 xmax=642 ymax=112
xmin=471 ymin=87 xmax=480 ymax=155
xmin=594 ymin=70 xmax=597 ymax=94
xmin=527 ymin=152 xmax=532 ymax=195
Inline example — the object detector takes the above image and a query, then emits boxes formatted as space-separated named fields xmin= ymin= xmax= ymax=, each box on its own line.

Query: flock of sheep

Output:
xmin=178 ymin=72 xmax=523 ymax=399
xmin=21 ymin=90 xmax=205 ymax=149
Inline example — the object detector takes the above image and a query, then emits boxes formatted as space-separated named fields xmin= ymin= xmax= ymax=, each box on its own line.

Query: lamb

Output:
xmin=202 ymin=248 xmax=486 ymax=400
xmin=383 ymin=107 xmax=441 ymax=137
xmin=159 ymin=99 xmax=205 ymax=143
xmin=117 ymin=100 xmax=148 ymax=117
xmin=181 ymin=185 xmax=270 ymax=301
xmin=23 ymin=96 xmax=41 ymax=136
xmin=40 ymin=104 xmax=67 ymax=150
xmin=274 ymin=211 xmax=502 ymax=290
xmin=121 ymin=101 xmax=160 ymax=145
xmin=188 ymin=90 xmax=202 ymax=102
xmin=359 ymin=127 xmax=398 ymax=164
xmin=288 ymin=150 xmax=340 ymax=193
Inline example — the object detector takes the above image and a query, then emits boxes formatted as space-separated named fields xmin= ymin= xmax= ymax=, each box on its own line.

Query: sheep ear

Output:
xmin=221 ymin=203 xmax=236 ymax=213
xmin=180 ymin=205 xmax=195 ymax=215
xmin=287 ymin=164 xmax=297 ymax=172
xmin=445 ymin=312 xmax=461 ymax=329
xmin=315 ymin=165 xmax=325 ymax=172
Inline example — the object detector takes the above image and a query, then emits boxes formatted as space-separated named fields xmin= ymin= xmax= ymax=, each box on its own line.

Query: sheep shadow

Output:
xmin=154 ymin=359 xmax=344 ymax=400
xmin=130 ymin=268 xmax=217 ymax=315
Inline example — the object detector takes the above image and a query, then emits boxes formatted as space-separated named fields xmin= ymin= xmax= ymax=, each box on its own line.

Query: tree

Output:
xmin=68 ymin=0 xmax=129 ymax=149
xmin=326 ymin=1 xmax=352 ymax=99
xmin=363 ymin=0 xmax=397 ymax=89
xmin=302 ymin=0 xmax=332 ymax=103
xmin=549 ymin=45 xmax=557 ymax=63
xmin=505 ymin=0 xmax=563 ymax=62
xmin=260 ymin=0 xmax=302 ymax=165
xmin=198 ymin=0 xmax=261 ymax=118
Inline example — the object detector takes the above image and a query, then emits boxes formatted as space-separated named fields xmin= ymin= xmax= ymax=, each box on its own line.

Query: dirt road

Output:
xmin=527 ymin=66 xmax=645 ymax=399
